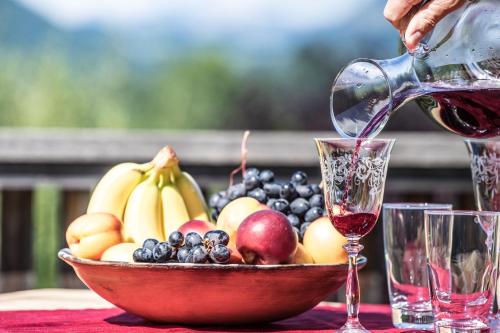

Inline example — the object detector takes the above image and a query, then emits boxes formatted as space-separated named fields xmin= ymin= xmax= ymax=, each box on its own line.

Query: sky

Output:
xmin=16 ymin=0 xmax=375 ymax=32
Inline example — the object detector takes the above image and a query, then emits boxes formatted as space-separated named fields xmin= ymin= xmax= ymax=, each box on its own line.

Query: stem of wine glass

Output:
xmin=343 ymin=237 xmax=364 ymax=326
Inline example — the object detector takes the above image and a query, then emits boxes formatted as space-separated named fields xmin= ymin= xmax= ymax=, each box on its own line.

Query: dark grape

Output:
xmin=209 ymin=191 xmax=225 ymax=209
xmin=296 ymin=185 xmax=314 ymax=199
xmin=300 ymin=222 xmax=311 ymax=240
xmin=211 ymin=209 xmax=219 ymax=222
xmin=309 ymin=194 xmax=324 ymax=208
xmin=304 ymin=207 xmax=324 ymax=222
xmin=209 ymin=244 xmax=231 ymax=264
xmin=280 ymin=182 xmax=297 ymax=201
xmin=228 ymin=183 xmax=246 ymax=200
xmin=152 ymin=242 xmax=173 ymax=263
xmin=168 ymin=231 xmax=184 ymax=248
xmin=263 ymin=183 xmax=281 ymax=198
xmin=190 ymin=245 xmax=209 ymax=263
xmin=248 ymin=188 xmax=267 ymax=203
xmin=310 ymin=184 xmax=321 ymax=194
xmin=177 ymin=246 xmax=190 ymax=263
xmin=271 ymin=199 xmax=290 ymax=214
xmin=133 ymin=248 xmax=153 ymax=263
xmin=258 ymin=169 xmax=274 ymax=183
xmin=185 ymin=232 xmax=203 ymax=248
xmin=244 ymin=175 xmax=261 ymax=191
xmin=184 ymin=253 xmax=195 ymax=263
xmin=267 ymin=198 xmax=277 ymax=208
xmin=287 ymin=214 xmax=301 ymax=228
xmin=204 ymin=230 xmax=230 ymax=246
xmin=216 ymin=197 xmax=230 ymax=212
xmin=290 ymin=198 xmax=310 ymax=216
xmin=142 ymin=239 xmax=159 ymax=251
xmin=291 ymin=171 xmax=308 ymax=185
xmin=244 ymin=168 xmax=260 ymax=179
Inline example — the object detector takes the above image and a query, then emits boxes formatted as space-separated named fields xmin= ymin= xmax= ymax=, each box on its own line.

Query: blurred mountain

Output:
xmin=0 ymin=0 xmax=58 ymax=49
xmin=1 ymin=0 xmax=399 ymax=70
xmin=0 ymin=0 xmax=107 ymax=62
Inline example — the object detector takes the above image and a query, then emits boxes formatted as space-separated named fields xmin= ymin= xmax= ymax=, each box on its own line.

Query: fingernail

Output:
xmin=405 ymin=31 xmax=424 ymax=51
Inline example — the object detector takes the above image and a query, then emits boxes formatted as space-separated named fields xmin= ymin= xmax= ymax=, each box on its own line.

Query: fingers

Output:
xmin=404 ymin=0 xmax=464 ymax=50
xmin=384 ymin=0 xmax=422 ymax=30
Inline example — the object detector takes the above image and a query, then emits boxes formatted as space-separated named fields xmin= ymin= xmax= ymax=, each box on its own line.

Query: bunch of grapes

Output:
xmin=133 ymin=230 xmax=231 ymax=264
xmin=209 ymin=168 xmax=325 ymax=240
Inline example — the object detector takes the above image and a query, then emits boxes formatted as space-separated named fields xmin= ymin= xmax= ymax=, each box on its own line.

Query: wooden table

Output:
xmin=0 ymin=288 xmax=113 ymax=310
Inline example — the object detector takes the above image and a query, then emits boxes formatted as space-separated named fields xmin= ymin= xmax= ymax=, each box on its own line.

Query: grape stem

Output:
xmin=229 ymin=130 xmax=251 ymax=187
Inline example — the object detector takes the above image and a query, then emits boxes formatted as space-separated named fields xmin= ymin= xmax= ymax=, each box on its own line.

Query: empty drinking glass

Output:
xmin=425 ymin=210 xmax=500 ymax=332
xmin=383 ymin=203 xmax=452 ymax=330
xmin=465 ymin=139 xmax=499 ymax=212
xmin=465 ymin=139 xmax=500 ymax=325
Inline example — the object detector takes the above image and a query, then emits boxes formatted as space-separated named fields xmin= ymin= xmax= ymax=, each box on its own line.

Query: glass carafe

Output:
xmin=331 ymin=0 xmax=500 ymax=139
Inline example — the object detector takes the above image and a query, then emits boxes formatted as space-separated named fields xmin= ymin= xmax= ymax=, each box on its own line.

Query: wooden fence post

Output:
xmin=0 ymin=190 xmax=2 ymax=272
xmin=32 ymin=185 xmax=61 ymax=288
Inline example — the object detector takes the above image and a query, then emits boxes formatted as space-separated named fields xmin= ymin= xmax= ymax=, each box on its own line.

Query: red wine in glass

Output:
xmin=332 ymin=212 xmax=378 ymax=238
xmin=331 ymin=139 xmax=379 ymax=238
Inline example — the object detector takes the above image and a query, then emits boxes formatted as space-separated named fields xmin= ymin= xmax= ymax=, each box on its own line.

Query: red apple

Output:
xmin=178 ymin=219 xmax=214 ymax=237
xmin=236 ymin=210 xmax=298 ymax=265
xmin=216 ymin=197 xmax=268 ymax=249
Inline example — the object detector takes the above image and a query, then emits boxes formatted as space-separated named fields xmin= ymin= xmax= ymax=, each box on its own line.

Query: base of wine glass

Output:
xmin=488 ymin=316 xmax=500 ymax=332
xmin=336 ymin=320 xmax=370 ymax=333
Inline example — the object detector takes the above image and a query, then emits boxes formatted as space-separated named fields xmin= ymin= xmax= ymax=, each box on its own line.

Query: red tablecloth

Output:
xmin=0 ymin=303 xmax=428 ymax=333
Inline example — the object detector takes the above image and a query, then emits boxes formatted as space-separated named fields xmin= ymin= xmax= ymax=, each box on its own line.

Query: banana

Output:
xmin=160 ymin=170 xmax=191 ymax=236
xmin=171 ymin=164 xmax=209 ymax=221
xmin=87 ymin=162 xmax=153 ymax=220
xmin=123 ymin=170 xmax=164 ymax=244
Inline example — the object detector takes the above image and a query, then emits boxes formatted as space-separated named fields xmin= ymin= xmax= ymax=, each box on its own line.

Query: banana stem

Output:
xmin=159 ymin=168 xmax=174 ymax=187
xmin=158 ymin=173 xmax=165 ymax=188
xmin=152 ymin=146 xmax=179 ymax=170
xmin=171 ymin=164 xmax=182 ymax=179
xmin=138 ymin=162 xmax=155 ymax=173
xmin=146 ymin=169 xmax=161 ymax=186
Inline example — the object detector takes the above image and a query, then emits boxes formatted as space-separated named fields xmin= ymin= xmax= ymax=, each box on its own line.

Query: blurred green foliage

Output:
xmin=0 ymin=41 xmax=347 ymax=130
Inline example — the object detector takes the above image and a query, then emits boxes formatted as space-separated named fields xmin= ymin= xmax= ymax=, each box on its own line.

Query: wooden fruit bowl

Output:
xmin=59 ymin=248 xmax=366 ymax=325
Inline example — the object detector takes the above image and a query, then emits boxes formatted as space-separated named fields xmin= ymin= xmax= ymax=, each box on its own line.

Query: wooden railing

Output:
xmin=0 ymin=129 xmax=476 ymax=303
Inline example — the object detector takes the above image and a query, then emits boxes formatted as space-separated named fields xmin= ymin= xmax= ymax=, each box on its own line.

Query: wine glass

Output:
xmin=465 ymin=139 xmax=499 ymax=212
xmin=464 ymin=139 xmax=500 ymax=324
xmin=315 ymin=138 xmax=395 ymax=333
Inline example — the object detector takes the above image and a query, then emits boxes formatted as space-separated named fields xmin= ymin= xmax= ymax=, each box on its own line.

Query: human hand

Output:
xmin=384 ymin=0 xmax=464 ymax=51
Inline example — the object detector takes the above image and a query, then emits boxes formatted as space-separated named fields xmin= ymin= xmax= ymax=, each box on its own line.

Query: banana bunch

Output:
xmin=87 ymin=146 xmax=210 ymax=244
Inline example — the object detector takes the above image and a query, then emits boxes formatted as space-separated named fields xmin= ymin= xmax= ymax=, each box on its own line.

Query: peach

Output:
xmin=66 ymin=213 xmax=122 ymax=260
xmin=303 ymin=216 xmax=347 ymax=264
xmin=290 ymin=243 xmax=314 ymax=264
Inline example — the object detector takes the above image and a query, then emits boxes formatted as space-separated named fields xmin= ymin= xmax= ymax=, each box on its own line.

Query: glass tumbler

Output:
xmin=383 ymin=203 xmax=452 ymax=330
xmin=425 ymin=210 xmax=500 ymax=332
